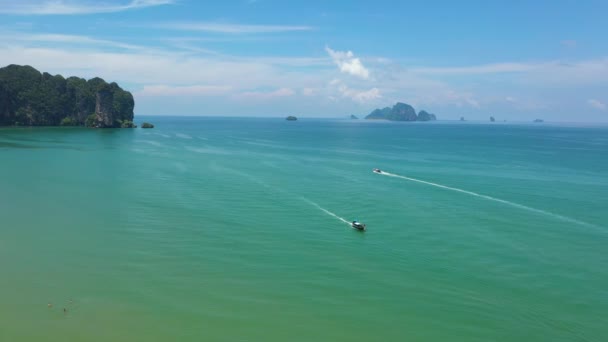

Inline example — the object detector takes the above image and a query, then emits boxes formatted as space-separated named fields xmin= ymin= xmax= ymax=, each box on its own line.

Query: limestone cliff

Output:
xmin=0 ymin=64 xmax=134 ymax=128
xmin=364 ymin=102 xmax=438 ymax=121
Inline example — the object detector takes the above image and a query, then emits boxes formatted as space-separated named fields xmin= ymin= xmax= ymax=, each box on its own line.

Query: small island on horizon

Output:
xmin=364 ymin=102 xmax=437 ymax=121
xmin=0 ymin=64 xmax=142 ymax=128
xmin=286 ymin=116 xmax=298 ymax=121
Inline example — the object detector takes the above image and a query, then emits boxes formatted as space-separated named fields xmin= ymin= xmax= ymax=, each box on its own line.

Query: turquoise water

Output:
xmin=1 ymin=118 xmax=607 ymax=341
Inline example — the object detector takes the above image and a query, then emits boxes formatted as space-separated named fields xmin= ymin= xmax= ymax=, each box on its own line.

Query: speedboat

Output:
xmin=373 ymin=168 xmax=382 ymax=174
xmin=351 ymin=221 xmax=366 ymax=231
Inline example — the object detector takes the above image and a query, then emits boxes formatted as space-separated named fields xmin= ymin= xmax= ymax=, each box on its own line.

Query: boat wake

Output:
xmin=377 ymin=170 xmax=603 ymax=231
xmin=300 ymin=197 xmax=352 ymax=226
xmin=216 ymin=166 xmax=355 ymax=228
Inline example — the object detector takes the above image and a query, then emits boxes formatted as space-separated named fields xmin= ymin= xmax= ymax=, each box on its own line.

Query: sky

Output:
xmin=0 ymin=0 xmax=607 ymax=121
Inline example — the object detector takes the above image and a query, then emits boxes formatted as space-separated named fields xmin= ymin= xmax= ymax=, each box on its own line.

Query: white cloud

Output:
xmin=0 ymin=45 xmax=315 ymax=88
xmin=0 ymin=32 xmax=142 ymax=50
xmin=408 ymin=59 xmax=608 ymax=87
xmin=542 ymin=59 xmax=608 ymax=86
xmin=325 ymin=46 xmax=370 ymax=79
xmin=3 ymin=24 xmax=608 ymax=120
xmin=136 ymin=85 xmax=233 ymax=97
xmin=302 ymin=88 xmax=315 ymax=96
xmin=466 ymin=98 xmax=480 ymax=108
xmin=330 ymin=80 xmax=380 ymax=103
xmin=156 ymin=22 xmax=313 ymax=34
xmin=411 ymin=62 xmax=536 ymax=75
xmin=443 ymin=90 xmax=480 ymax=108
xmin=0 ymin=0 xmax=173 ymax=15
xmin=237 ymin=88 xmax=295 ymax=100
xmin=588 ymin=99 xmax=606 ymax=111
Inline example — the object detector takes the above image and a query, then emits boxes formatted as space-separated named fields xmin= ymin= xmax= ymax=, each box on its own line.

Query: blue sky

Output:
xmin=0 ymin=0 xmax=607 ymax=121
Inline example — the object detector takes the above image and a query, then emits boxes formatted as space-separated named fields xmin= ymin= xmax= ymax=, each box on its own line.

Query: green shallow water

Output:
xmin=1 ymin=118 xmax=607 ymax=341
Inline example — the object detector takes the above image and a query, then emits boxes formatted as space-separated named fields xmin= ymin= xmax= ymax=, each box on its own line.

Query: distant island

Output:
xmin=490 ymin=116 xmax=496 ymax=122
xmin=286 ymin=116 xmax=297 ymax=121
xmin=533 ymin=119 xmax=544 ymax=123
xmin=350 ymin=114 xmax=358 ymax=119
xmin=0 ymin=64 xmax=135 ymax=128
xmin=364 ymin=102 xmax=437 ymax=121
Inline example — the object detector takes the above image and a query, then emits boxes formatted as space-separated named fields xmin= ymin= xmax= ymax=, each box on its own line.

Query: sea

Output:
xmin=1 ymin=117 xmax=607 ymax=341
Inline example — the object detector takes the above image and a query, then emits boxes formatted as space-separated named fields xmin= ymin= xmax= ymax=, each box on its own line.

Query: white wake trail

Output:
xmin=300 ymin=197 xmax=351 ymax=226
xmin=217 ymin=166 xmax=354 ymax=228
xmin=379 ymin=171 xmax=602 ymax=230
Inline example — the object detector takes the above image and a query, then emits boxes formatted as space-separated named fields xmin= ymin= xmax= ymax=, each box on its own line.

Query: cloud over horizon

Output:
xmin=0 ymin=0 xmax=173 ymax=15
xmin=155 ymin=22 xmax=314 ymax=34
xmin=237 ymin=87 xmax=296 ymax=101
xmin=0 ymin=22 xmax=607 ymax=120
xmin=588 ymin=99 xmax=606 ymax=111
xmin=325 ymin=46 xmax=370 ymax=80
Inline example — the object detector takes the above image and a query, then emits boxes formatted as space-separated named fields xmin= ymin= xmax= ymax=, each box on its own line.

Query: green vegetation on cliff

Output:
xmin=364 ymin=102 xmax=437 ymax=121
xmin=0 ymin=64 xmax=134 ymax=128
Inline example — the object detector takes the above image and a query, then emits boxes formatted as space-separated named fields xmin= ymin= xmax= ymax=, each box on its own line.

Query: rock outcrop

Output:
xmin=286 ymin=116 xmax=297 ymax=121
xmin=0 ymin=64 xmax=134 ymax=128
xmin=417 ymin=110 xmax=437 ymax=121
xmin=364 ymin=102 xmax=438 ymax=121
xmin=94 ymin=86 xmax=115 ymax=127
xmin=366 ymin=107 xmax=392 ymax=120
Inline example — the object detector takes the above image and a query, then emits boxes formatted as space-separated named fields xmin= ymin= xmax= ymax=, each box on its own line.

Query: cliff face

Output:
xmin=0 ymin=64 xmax=134 ymax=127
xmin=87 ymin=84 xmax=120 ymax=128
xmin=390 ymin=102 xmax=418 ymax=121
xmin=366 ymin=107 xmax=391 ymax=119
xmin=417 ymin=110 xmax=437 ymax=121
xmin=364 ymin=102 xmax=438 ymax=121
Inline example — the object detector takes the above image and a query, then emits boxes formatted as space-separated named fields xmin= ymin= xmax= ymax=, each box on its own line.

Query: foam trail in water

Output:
xmin=176 ymin=133 xmax=192 ymax=139
xmin=379 ymin=171 xmax=602 ymax=230
xmin=300 ymin=197 xmax=351 ymax=226
xmin=217 ymin=165 xmax=352 ymax=227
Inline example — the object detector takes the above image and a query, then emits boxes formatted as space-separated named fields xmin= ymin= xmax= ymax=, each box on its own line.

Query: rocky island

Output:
xmin=364 ymin=102 xmax=437 ymax=121
xmin=286 ymin=116 xmax=297 ymax=121
xmin=0 ymin=64 xmax=135 ymax=128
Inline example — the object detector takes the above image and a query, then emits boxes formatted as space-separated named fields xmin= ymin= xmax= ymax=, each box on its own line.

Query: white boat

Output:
xmin=351 ymin=221 xmax=366 ymax=231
